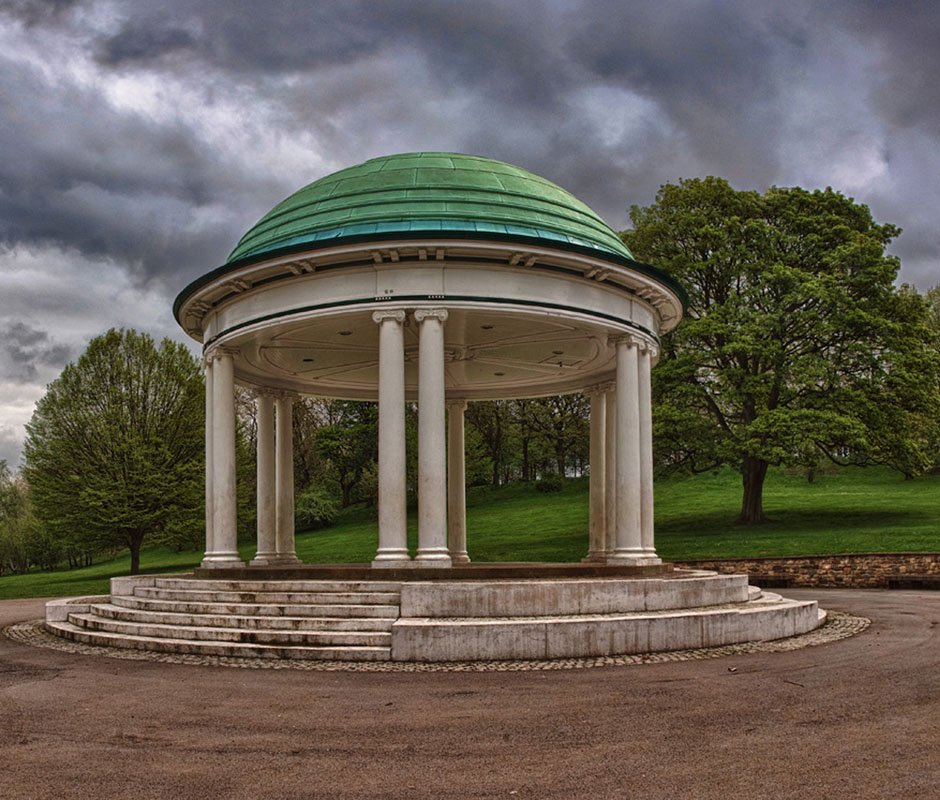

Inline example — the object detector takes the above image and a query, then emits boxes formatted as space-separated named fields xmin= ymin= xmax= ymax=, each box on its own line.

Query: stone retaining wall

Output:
xmin=675 ymin=553 xmax=940 ymax=589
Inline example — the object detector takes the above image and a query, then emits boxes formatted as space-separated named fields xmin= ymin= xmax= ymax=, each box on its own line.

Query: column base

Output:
xmin=371 ymin=558 xmax=413 ymax=569
xmin=450 ymin=552 xmax=471 ymax=564
xmin=581 ymin=552 xmax=608 ymax=563
xmin=415 ymin=549 xmax=453 ymax=567
xmin=248 ymin=553 xmax=282 ymax=567
xmin=200 ymin=554 xmax=246 ymax=569
xmin=374 ymin=549 xmax=411 ymax=562
xmin=607 ymin=552 xmax=662 ymax=566
xmin=272 ymin=554 xmax=301 ymax=565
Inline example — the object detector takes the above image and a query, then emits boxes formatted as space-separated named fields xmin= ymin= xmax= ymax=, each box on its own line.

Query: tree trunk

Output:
xmin=738 ymin=458 xmax=769 ymax=524
xmin=129 ymin=540 xmax=141 ymax=575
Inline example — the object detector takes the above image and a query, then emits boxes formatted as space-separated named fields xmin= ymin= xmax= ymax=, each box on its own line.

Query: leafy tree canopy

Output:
xmin=623 ymin=177 xmax=940 ymax=523
xmin=23 ymin=329 xmax=205 ymax=572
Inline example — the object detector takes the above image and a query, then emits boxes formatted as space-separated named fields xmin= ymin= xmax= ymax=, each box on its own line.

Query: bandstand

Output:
xmin=45 ymin=153 xmax=823 ymax=662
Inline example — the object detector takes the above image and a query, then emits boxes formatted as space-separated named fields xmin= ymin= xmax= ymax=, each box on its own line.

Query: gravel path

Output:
xmin=0 ymin=589 xmax=936 ymax=799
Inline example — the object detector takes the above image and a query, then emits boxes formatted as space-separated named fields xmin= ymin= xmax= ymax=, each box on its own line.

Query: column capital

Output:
xmin=607 ymin=333 xmax=637 ymax=349
xmin=414 ymin=308 xmax=449 ymax=324
xmin=248 ymin=387 xmax=299 ymax=404
xmin=608 ymin=331 xmax=658 ymax=355
xmin=607 ymin=332 xmax=641 ymax=349
xmin=205 ymin=344 xmax=240 ymax=364
xmin=446 ymin=398 xmax=468 ymax=412
xmin=585 ymin=381 xmax=614 ymax=398
xmin=372 ymin=309 xmax=407 ymax=325
xmin=247 ymin=386 xmax=278 ymax=402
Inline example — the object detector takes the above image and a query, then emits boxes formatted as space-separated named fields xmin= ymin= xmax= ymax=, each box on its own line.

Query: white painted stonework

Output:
xmin=179 ymin=234 xmax=683 ymax=568
xmin=44 ymin=572 xmax=824 ymax=663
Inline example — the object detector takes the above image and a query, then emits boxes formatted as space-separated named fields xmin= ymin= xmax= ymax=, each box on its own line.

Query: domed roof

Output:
xmin=226 ymin=152 xmax=635 ymax=265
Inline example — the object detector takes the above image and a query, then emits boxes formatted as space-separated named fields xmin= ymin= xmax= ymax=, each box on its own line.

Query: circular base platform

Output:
xmin=44 ymin=567 xmax=824 ymax=664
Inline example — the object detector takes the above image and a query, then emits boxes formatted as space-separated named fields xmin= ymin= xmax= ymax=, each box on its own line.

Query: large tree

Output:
xmin=23 ymin=329 xmax=205 ymax=573
xmin=624 ymin=177 xmax=940 ymax=523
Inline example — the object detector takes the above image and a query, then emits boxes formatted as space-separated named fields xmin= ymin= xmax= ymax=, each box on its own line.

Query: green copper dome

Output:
xmin=226 ymin=152 xmax=635 ymax=265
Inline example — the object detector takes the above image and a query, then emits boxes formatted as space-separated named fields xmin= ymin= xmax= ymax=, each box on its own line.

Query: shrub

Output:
xmin=535 ymin=474 xmax=564 ymax=493
xmin=294 ymin=486 xmax=339 ymax=531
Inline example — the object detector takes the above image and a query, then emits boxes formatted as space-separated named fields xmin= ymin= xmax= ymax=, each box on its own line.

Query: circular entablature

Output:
xmin=227 ymin=305 xmax=626 ymax=401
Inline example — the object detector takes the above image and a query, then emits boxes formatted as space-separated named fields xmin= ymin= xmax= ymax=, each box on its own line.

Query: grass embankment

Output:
xmin=1 ymin=466 xmax=937 ymax=600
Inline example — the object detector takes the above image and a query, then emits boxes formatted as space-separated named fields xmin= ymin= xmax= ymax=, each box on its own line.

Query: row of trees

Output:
xmin=265 ymin=394 xmax=591 ymax=509
xmin=8 ymin=179 xmax=940 ymax=574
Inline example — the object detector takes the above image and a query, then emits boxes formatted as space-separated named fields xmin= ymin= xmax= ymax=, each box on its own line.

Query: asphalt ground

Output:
xmin=0 ymin=589 xmax=937 ymax=800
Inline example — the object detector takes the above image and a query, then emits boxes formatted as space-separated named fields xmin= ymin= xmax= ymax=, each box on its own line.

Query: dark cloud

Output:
xmin=0 ymin=0 xmax=80 ymax=27
xmin=832 ymin=0 xmax=940 ymax=130
xmin=0 ymin=321 xmax=72 ymax=382
xmin=94 ymin=1 xmax=386 ymax=72
xmin=0 ymin=0 xmax=937 ymax=293
xmin=75 ymin=1 xmax=832 ymax=228
xmin=95 ymin=22 xmax=198 ymax=66
xmin=0 ymin=49 xmax=281 ymax=288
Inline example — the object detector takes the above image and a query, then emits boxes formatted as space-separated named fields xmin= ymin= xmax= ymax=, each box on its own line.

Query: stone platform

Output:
xmin=44 ymin=567 xmax=823 ymax=663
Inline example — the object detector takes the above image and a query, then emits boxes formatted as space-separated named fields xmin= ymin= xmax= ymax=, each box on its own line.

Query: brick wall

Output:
xmin=675 ymin=553 xmax=940 ymax=589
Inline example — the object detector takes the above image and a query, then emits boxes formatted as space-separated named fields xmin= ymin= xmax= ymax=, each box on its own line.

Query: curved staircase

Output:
xmin=47 ymin=577 xmax=402 ymax=661
xmin=45 ymin=570 xmax=824 ymax=663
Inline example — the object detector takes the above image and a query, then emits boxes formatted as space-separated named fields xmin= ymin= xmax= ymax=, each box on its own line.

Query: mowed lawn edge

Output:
xmin=1 ymin=466 xmax=937 ymax=599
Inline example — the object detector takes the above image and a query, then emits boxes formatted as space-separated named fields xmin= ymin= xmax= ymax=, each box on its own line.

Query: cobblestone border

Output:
xmin=2 ymin=611 xmax=868 ymax=672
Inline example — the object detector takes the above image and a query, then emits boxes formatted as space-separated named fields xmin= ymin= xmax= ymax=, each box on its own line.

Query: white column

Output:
xmin=583 ymin=386 xmax=607 ymax=562
xmin=610 ymin=336 xmax=644 ymax=563
xmin=274 ymin=392 xmax=300 ymax=564
xmin=202 ymin=356 xmax=215 ymax=562
xmin=604 ymin=385 xmax=617 ymax=558
xmin=415 ymin=308 xmax=452 ymax=565
xmin=203 ymin=347 xmax=244 ymax=567
xmin=250 ymin=391 xmax=278 ymax=566
xmin=372 ymin=310 xmax=410 ymax=567
xmin=638 ymin=342 xmax=661 ymax=563
xmin=447 ymin=399 xmax=470 ymax=564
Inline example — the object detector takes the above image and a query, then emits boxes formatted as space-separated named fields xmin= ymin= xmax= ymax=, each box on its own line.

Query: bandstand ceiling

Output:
xmin=234 ymin=308 xmax=615 ymax=401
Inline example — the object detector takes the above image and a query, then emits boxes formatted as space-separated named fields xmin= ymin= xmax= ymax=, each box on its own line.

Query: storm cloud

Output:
xmin=0 ymin=321 xmax=71 ymax=382
xmin=0 ymin=0 xmax=938 ymax=465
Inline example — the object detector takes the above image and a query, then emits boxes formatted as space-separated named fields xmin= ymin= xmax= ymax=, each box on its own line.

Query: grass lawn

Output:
xmin=1 ymin=465 xmax=937 ymax=600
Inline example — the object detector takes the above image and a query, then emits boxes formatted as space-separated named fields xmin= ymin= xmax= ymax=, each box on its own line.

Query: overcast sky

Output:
xmin=1 ymin=0 xmax=939 ymax=466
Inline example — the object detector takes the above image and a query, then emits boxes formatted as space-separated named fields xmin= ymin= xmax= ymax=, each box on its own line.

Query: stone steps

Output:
xmin=151 ymin=578 xmax=403 ymax=593
xmin=67 ymin=612 xmax=392 ymax=647
xmin=90 ymin=602 xmax=396 ymax=632
xmin=44 ymin=577 xmax=403 ymax=662
xmin=133 ymin=587 xmax=401 ymax=605
xmin=46 ymin=620 xmax=391 ymax=661
xmin=111 ymin=595 xmax=400 ymax=619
